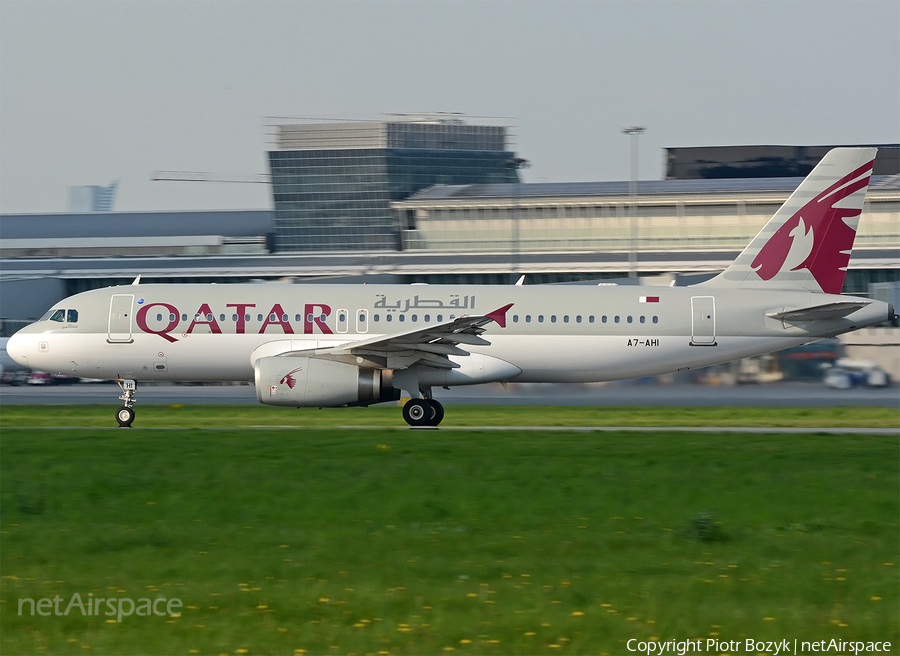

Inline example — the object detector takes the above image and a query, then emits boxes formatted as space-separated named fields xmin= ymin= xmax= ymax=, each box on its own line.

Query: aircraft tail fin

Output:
xmin=700 ymin=148 xmax=877 ymax=294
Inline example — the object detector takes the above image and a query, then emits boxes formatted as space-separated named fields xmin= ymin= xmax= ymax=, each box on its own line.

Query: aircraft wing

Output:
xmin=767 ymin=301 xmax=871 ymax=322
xmin=282 ymin=303 xmax=513 ymax=370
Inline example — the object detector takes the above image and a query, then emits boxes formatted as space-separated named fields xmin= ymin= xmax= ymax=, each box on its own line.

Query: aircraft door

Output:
xmin=108 ymin=294 xmax=134 ymax=343
xmin=690 ymin=296 xmax=716 ymax=346
xmin=356 ymin=309 xmax=369 ymax=334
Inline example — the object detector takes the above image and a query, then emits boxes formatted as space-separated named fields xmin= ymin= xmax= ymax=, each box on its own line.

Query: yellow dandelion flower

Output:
xmin=106 ymin=619 xmax=116 ymax=624
xmin=871 ymin=596 xmax=882 ymax=601
xmin=571 ymin=611 xmax=584 ymax=617
xmin=459 ymin=639 xmax=472 ymax=644
xmin=524 ymin=632 xmax=536 ymax=637
xmin=236 ymin=650 xmax=249 ymax=655
xmin=550 ymin=645 xmax=561 ymax=649
xmin=763 ymin=617 xmax=774 ymax=621
xmin=294 ymin=650 xmax=306 ymax=655
xmin=838 ymin=622 xmax=848 ymax=627
xmin=467 ymin=593 xmax=478 ymax=598
xmin=443 ymin=648 xmax=455 ymax=652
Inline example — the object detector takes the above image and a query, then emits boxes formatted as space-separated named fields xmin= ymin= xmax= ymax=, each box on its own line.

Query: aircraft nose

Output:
xmin=6 ymin=332 xmax=29 ymax=367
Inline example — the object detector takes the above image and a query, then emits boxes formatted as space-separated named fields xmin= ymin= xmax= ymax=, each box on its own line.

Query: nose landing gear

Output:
xmin=115 ymin=378 xmax=137 ymax=427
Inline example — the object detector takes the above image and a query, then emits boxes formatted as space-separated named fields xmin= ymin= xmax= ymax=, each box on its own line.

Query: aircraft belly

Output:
xmin=479 ymin=335 xmax=810 ymax=383
xmin=26 ymin=333 xmax=254 ymax=381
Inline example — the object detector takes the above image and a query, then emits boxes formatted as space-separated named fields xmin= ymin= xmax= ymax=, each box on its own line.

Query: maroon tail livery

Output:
xmin=702 ymin=148 xmax=877 ymax=293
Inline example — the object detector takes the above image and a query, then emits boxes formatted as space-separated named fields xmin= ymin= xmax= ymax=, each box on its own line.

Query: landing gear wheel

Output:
xmin=116 ymin=406 xmax=135 ymax=428
xmin=426 ymin=399 xmax=444 ymax=426
xmin=403 ymin=398 xmax=433 ymax=427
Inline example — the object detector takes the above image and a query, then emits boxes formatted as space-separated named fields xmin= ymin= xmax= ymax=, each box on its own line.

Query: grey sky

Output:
xmin=1 ymin=0 xmax=898 ymax=213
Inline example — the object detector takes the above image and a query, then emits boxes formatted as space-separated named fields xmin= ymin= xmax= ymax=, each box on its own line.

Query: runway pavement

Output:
xmin=1 ymin=381 xmax=897 ymax=407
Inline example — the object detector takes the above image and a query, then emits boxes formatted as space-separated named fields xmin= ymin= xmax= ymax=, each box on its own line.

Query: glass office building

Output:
xmin=268 ymin=118 xmax=521 ymax=252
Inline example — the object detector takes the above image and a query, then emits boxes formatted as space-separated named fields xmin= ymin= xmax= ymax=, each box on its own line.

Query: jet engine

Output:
xmin=254 ymin=356 xmax=399 ymax=407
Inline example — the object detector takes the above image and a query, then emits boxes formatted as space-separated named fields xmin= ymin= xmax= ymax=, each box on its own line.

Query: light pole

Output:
xmin=622 ymin=126 xmax=645 ymax=279
xmin=506 ymin=157 xmax=530 ymax=283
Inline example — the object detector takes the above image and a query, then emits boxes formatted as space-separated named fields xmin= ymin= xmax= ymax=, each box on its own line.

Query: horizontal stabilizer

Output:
xmin=767 ymin=301 xmax=870 ymax=322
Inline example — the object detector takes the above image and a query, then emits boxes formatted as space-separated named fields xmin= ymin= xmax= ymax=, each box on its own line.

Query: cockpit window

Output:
xmin=49 ymin=309 xmax=66 ymax=322
xmin=67 ymin=309 xmax=78 ymax=323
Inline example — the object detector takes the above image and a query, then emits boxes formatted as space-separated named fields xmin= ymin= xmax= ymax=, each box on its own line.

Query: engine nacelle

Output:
xmin=255 ymin=356 xmax=399 ymax=407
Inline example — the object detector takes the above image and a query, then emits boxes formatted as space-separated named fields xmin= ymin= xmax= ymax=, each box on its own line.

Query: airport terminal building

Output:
xmin=1 ymin=117 xmax=898 ymax=326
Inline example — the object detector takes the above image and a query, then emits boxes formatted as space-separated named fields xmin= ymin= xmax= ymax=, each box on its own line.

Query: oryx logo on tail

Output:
xmin=751 ymin=158 xmax=875 ymax=294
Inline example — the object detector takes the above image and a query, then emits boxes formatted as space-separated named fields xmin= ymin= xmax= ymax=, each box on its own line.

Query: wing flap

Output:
xmin=270 ymin=303 xmax=513 ymax=370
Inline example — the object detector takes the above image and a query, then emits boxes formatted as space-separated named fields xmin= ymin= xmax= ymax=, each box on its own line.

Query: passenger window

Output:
xmin=653 ymin=316 xmax=659 ymax=324
xmin=357 ymin=309 xmax=369 ymax=333
xmin=576 ymin=315 xmax=582 ymax=323
xmin=424 ymin=314 xmax=431 ymax=322
xmin=67 ymin=309 xmax=78 ymax=323
xmin=589 ymin=316 xmax=595 ymax=323
xmin=49 ymin=309 xmax=65 ymax=322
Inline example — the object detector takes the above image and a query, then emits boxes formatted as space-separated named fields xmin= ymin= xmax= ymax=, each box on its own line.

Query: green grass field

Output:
xmin=1 ymin=408 xmax=898 ymax=655
xmin=1 ymin=403 xmax=898 ymax=429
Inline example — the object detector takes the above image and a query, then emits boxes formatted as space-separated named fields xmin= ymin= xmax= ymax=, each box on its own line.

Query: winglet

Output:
xmin=485 ymin=303 xmax=514 ymax=328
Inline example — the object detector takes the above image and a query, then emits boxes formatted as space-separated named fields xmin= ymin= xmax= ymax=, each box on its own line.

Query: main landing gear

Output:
xmin=115 ymin=378 xmax=137 ymax=428
xmin=402 ymin=388 xmax=444 ymax=427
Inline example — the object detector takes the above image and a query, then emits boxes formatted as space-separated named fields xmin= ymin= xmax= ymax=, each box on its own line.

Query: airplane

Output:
xmin=5 ymin=148 xmax=895 ymax=427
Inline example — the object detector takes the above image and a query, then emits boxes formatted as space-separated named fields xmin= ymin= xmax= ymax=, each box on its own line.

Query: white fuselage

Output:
xmin=6 ymin=283 xmax=890 ymax=386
